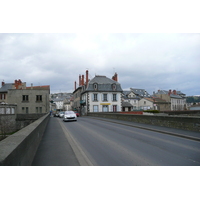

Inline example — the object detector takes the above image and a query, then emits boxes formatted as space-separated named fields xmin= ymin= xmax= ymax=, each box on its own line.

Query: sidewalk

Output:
xmin=32 ymin=117 xmax=80 ymax=166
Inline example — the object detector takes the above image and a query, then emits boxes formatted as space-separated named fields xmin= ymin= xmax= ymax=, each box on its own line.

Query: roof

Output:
xmin=156 ymin=90 xmax=183 ymax=99
xmin=144 ymin=97 xmax=167 ymax=103
xmin=122 ymin=90 xmax=141 ymax=99
xmin=26 ymin=85 xmax=50 ymax=90
xmin=0 ymin=83 xmax=13 ymax=92
xmin=122 ymin=102 xmax=133 ymax=107
xmin=85 ymin=75 xmax=123 ymax=92
xmin=130 ymin=88 xmax=151 ymax=97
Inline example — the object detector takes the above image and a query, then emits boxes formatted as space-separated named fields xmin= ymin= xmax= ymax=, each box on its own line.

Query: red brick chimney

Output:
xmin=82 ymin=75 xmax=84 ymax=86
xmin=168 ymin=89 xmax=172 ymax=96
xmin=14 ymin=79 xmax=23 ymax=89
xmin=86 ymin=70 xmax=89 ymax=87
xmin=173 ymin=90 xmax=177 ymax=95
xmin=112 ymin=73 xmax=118 ymax=82
xmin=2 ymin=81 xmax=5 ymax=87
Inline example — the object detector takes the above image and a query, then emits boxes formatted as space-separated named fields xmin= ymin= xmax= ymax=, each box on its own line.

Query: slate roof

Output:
xmin=122 ymin=91 xmax=141 ymax=100
xmin=130 ymin=88 xmax=151 ymax=97
xmin=85 ymin=75 xmax=123 ymax=92
xmin=122 ymin=102 xmax=133 ymax=107
xmin=156 ymin=90 xmax=183 ymax=99
xmin=0 ymin=83 xmax=13 ymax=92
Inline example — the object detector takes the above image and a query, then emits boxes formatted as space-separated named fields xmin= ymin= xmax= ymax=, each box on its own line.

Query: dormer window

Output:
xmin=93 ymin=83 xmax=98 ymax=91
xmin=112 ymin=83 xmax=117 ymax=91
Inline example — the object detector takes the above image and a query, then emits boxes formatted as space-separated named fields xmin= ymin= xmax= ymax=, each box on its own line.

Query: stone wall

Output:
xmin=87 ymin=112 xmax=200 ymax=132
xmin=0 ymin=114 xmax=49 ymax=166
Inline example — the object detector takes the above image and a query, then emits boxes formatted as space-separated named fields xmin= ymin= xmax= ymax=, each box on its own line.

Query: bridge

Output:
xmin=1 ymin=113 xmax=200 ymax=166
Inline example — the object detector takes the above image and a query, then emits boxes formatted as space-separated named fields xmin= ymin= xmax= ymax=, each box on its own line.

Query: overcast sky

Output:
xmin=0 ymin=33 xmax=199 ymax=96
xmin=1 ymin=1 xmax=200 ymax=96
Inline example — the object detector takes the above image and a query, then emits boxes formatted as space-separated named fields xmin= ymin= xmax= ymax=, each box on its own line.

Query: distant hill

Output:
xmin=186 ymin=96 xmax=200 ymax=103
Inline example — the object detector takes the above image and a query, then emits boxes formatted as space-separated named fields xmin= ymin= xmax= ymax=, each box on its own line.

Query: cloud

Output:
xmin=0 ymin=33 xmax=200 ymax=95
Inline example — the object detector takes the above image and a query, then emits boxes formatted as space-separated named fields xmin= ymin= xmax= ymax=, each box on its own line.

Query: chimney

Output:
xmin=15 ymin=80 xmax=18 ymax=89
xmin=79 ymin=75 xmax=81 ymax=86
xmin=2 ymin=81 xmax=5 ymax=87
xmin=173 ymin=90 xmax=177 ymax=95
xmin=115 ymin=73 xmax=118 ymax=82
xmin=82 ymin=75 xmax=84 ymax=86
xmin=74 ymin=81 xmax=77 ymax=90
xmin=112 ymin=73 xmax=118 ymax=82
xmin=86 ymin=70 xmax=89 ymax=87
xmin=31 ymin=83 xmax=33 ymax=89
xmin=168 ymin=89 xmax=172 ymax=96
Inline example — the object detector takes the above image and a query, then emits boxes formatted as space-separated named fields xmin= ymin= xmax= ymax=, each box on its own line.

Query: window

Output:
xmin=102 ymin=105 xmax=109 ymax=112
xmin=93 ymin=94 xmax=98 ymax=101
xmin=36 ymin=107 xmax=42 ymax=113
xmin=36 ymin=95 xmax=42 ymax=101
xmin=93 ymin=105 xmax=99 ymax=112
xmin=22 ymin=95 xmax=29 ymax=101
xmin=0 ymin=108 xmax=4 ymax=114
xmin=113 ymin=105 xmax=117 ymax=112
xmin=6 ymin=108 xmax=11 ymax=114
xmin=112 ymin=84 xmax=117 ymax=91
xmin=144 ymin=101 xmax=146 ymax=105
xmin=22 ymin=107 xmax=29 ymax=113
xmin=113 ymin=94 xmax=117 ymax=101
xmin=0 ymin=94 xmax=6 ymax=100
xmin=94 ymin=83 xmax=98 ymax=90
xmin=103 ymin=94 xmax=108 ymax=101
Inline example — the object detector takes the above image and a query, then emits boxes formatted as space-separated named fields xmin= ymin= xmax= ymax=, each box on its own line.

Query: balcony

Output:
xmin=80 ymin=100 xmax=86 ymax=104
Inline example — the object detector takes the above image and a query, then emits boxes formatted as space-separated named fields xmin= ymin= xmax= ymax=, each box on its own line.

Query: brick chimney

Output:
xmin=74 ymin=81 xmax=77 ymax=90
xmin=168 ymin=89 xmax=172 ymax=96
xmin=112 ymin=73 xmax=118 ymax=82
xmin=86 ymin=70 xmax=89 ymax=87
xmin=173 ymin=90 xmax=177 ymax=95
xmin=82 ymin=75 xmax=84 ymax=86
xmin=79 ymin=75 xmax=81 ymax=86
xmin=14 ymin=79 xmax=23 ymax=89
xmin=2 ymin=81 xmax=5 ymax=87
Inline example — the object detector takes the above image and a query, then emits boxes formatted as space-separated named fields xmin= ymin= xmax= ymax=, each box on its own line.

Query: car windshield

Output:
xmin=65 ymin=111 xmax=75 ymax=114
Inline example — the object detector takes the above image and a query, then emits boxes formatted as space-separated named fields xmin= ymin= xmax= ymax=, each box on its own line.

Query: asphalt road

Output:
xmin=32 ymin=116 xmax=200 ymax=166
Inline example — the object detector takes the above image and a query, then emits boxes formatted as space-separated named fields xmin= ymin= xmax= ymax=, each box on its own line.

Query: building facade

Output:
xmin=155 ymin=89 xmax=187 ymax=111
xmin=0 ymin=80 xmax=50 ymax=114
xmin=81 ymin=74 xmax=123 ymax=114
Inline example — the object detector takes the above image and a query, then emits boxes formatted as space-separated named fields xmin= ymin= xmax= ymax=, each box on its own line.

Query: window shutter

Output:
xmin=92 ymin=94 xmax=94 ymax=101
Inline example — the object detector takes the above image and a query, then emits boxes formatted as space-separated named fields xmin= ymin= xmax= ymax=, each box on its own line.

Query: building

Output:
xmin=73 ymin=71 xmax=123 ymax=115
xmin=50 ymin=93 xmax=73 ymax=111
xmin=155 ymin=89 xmax=187 ymax=111
xmin=138 ymin=97 xmax=170 ymax=111
xmin=0 ymin=80 xmax=50 ymax=114
xmin=122 ymin=90 xmax=141 ymax=110
xmin=0 ymin=80 xmax=26 ymax=104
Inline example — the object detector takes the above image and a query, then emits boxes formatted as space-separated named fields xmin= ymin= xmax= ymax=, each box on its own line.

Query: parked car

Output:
xmin=59 ymin=111 xmax=65 ymax=118
xmin=54 ymin=112 xmax=59 ymax=117
xmin=74 ymin=111 xmax=80 ymax=117
xmin=63 ymin=111 xmax=77 ymax=122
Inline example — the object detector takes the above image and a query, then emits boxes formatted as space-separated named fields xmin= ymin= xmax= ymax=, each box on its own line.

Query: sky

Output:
xmin=1 ymin=33 xmax=199 ymax=96
xmin=0 ymin=1 xmax=200 ymax=97
xmin=1 ymin=1 xmax=200 ymax=199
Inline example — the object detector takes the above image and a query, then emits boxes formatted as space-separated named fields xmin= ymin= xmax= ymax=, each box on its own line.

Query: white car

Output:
xmin=63 ymin=111 xmax=77 ymax=122
xmin=59 ymin=111 xmax=64 ymax=118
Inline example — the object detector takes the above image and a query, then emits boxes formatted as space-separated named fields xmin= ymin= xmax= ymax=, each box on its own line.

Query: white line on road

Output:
xmin=58 ymin=119 xmax=93 ymax=166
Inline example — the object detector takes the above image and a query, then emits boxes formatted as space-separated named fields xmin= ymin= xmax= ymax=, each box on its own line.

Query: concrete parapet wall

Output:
xmin=0 ymin=114 xmax=49 ymax=166
xmin=87 ymin=113 xmax=200 ymax=132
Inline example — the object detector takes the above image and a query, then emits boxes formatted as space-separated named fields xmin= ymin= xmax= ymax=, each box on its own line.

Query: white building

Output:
xmin=80 ymin=74 xmax=123 ymax=115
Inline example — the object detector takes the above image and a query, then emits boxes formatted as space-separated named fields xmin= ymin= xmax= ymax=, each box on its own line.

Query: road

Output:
xmin=57 ymin=116 xmax=200 ymax=166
